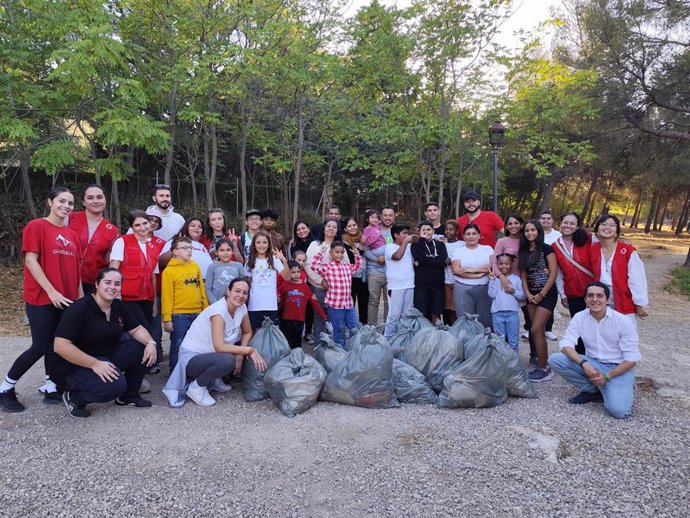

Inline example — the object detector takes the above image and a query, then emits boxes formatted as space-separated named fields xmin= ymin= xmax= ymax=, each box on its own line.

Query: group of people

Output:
xmin=0 ymin=184 xmax=648 ymax=419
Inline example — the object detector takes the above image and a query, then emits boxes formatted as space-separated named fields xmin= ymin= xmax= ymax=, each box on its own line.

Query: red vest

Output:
xmin=119 ymin=234 xmax=165 ymax=301
xmin=552 ymin=236 xmax=594 ymax=298
xmin=68 ymin=212 xmax=119 ymax=285
xmin=590 ymin=241 xmax=636 ymax=314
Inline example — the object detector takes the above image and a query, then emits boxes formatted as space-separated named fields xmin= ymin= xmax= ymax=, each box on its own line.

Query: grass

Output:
xmin=669 ymin=266 xmax=690 ymax=300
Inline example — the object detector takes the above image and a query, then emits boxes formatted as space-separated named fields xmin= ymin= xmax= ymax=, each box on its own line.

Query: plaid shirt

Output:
xmin=311 ymin=248 xmax=362 ymax=309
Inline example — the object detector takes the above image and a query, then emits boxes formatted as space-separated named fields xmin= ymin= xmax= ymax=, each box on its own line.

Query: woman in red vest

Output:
xmin=109 ymin=210 xmax=166 ymax=332
xmin=68 ymin=184 xmax=119 ymax=295
xmin=590 ymin=214 xmax=648 ymax=327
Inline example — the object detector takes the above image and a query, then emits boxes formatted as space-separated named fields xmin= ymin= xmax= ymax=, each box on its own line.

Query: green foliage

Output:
xmin=31 ymin=140 xmax=84 ymax=175
xmin=668 ymin=267 xmax=690 ymax=301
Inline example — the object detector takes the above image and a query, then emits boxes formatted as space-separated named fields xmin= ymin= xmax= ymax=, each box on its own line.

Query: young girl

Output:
xmin=203 ymin=208 xmax=243 ymax=262
xmin=488 ymin=253 xmax=525 ymax=353
xmin=311 ymin=241 xmax=362 ymax=346
xmin=205 ymin=239 xmax=246 ymax=303
xmin=244 ymin=230 xmax=290 ymax=330
xmin=291 ymin=249 xmax=314 ymax=342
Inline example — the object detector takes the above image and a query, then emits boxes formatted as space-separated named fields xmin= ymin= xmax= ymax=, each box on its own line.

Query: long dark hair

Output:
xmin=291 ymin=220 xmax=315 ymax=254
xmin=519 ymin=219 xmax=545 ymax=270
xmin=206 ymin=209 xmax=227 ymax=239
xmin=179 ymin=217 xmax=205 ymax=240
xmin=560 ymin=211 xmax=589 ymax=247
xmin=316 ymin=218 xmax=342 ymax=243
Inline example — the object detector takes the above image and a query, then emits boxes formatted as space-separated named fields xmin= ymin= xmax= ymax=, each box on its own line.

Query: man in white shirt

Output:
xmin=548 ymin=282 xmax=641 ymax=418
xmin=146 ymin=184 xmax=185 ymax=241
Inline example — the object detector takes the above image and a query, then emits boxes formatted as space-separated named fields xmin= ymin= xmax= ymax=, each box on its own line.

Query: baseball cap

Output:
xmin=464 ymin=191 xmax=481 ymax=201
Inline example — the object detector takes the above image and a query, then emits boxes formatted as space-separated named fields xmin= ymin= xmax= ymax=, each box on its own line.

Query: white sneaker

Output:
xmin=38 ymin=379 xmax=57 ymax=394
xmin=211 ymin=378 xmax=232 ymax=393
xmin=139 ymin=379 xmax=152 ymax=394
xmin=521 ymin=331 xmax=529 ymax=340
xmin=545 ymin=331 xmax=558 ymax=341
xmin=186 ymin=381 xmax=216 ymax=406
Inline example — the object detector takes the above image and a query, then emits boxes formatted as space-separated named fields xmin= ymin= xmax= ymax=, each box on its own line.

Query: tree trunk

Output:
xmin=557 ymin=178 xmax=571 ymax=218
xmin=656 ymin=195 xmax=669 ymax=231
xmin=644 ymin=190 xmax=659 ymax=234
xmin=164 ymin=82 xmax=178 ymax=187
xmin=111 ymin=178 xmax=121 ymax=229
xmin=438 ymin=139 xmax=446 ymax=217
xmin=291 ymin=98 xmax=305 ymax=232
xmin=675 ymin=187 xmax=690 ymax=236
xmin=454 ymin=156 xmax=463 ymax=218
xmin=631 ymin=190 xmax=644 ymax=228
xmin=684 ymin=246 xmax=690 ymax=267
xmin=585 ymin=194 xmax=597 ymax=226
xmin=622 ymin=197 xmax=632 ymax=227
xmin=539 ymin=174 xmax=557 ymax=215
xmin=18 ymin=145 xmax=37 ymax=218
xmin=206 ymin=97 xmax=218 ymax=210
xmin=581 ymin=170 xmax=599 ymax=222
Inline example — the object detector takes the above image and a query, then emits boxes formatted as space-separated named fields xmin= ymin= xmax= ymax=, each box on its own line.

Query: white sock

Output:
xmin=1 ymin=376 xmax=17 ymax=392
xmin=38 ymin=379 xmax=57 ymax=393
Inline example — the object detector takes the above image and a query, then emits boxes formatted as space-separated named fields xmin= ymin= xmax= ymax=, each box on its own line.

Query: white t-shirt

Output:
xmin=384 ymin=243 xmax=414 ymax=290
xmin=244 ymin=257 xmax=279 ymax=311
xmin=181 ymin=299 xmax=247 ymax=355
xmin=444 ymin=241 xmax=466 ymax=284
xmin=110 ymin=237 xmax=160 ymax=274
xmin=450 ymin=244 xmax=493 ymax=286
xmin=161 ymin=239 xmax=213 ymax=280
xmin=543 ymin=229 xmax=562 ymax=245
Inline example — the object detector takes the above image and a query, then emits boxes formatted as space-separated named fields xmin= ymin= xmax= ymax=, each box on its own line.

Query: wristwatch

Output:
xmin=578 ymin=358 xmax=588 ymax=366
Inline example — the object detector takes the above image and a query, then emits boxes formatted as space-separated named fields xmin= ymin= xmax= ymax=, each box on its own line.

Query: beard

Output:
xmin=156 ymin=200 xmax=170 ymax=209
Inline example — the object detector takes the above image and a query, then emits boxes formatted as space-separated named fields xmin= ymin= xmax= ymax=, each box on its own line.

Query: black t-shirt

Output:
xmin=525 ymin=243 xmax=555 ymax=293
xmin=432 ymin=224 xmax=444 ymax=237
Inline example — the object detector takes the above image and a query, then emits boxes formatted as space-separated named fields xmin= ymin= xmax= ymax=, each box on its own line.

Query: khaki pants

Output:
xmin=367 ymin=272 xmax=388 ymax=325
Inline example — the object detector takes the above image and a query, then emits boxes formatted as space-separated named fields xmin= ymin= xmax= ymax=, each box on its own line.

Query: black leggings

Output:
xmin=351 ymin=277 xmax=369 ymax=325
xmin=566 ymin=296 xmax=587 ymax=354
xmin=186 ymin=353 xmax=236 ymax=387
xmin=7 ymin=303 xmax=63 ymax=382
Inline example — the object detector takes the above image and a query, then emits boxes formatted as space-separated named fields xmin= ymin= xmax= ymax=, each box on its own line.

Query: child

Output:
xmin=244 ymin=230 xmax=290 ymax=330
xmin=411 ymin=220 xmax=448 ymax=324
xmin=147 ymin=215 xmax=162 ymax=236
xmin=162 ymin=236 xmax=209 ymax=370
xmin=443 ymin=219 xmax=465 ymax=325
xmin=384 ymin=223 xmax=416 ymax=339
xmin=205 ymin=238 xmax=246 ymax=303
xmin=362 ymin=209 xmax=386 ymax=251
xmin=291 ymin=250 xmax=314 ymax=342
xmin=488 ymin=253 xmax=525 ymax=353
xmin=240 ymin=208 xmax=263 ymax=260
xmin=311 ymin=241 xmax=362 ymax=347
xmin=279 ymin=260 xmax=327 ymax=348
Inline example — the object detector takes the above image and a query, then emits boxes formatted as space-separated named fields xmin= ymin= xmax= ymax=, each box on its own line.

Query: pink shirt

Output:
xmin=363 ymin=225 xmax=386 ymax=250
xmin=493 ymin=236 xmax=521 ymax=277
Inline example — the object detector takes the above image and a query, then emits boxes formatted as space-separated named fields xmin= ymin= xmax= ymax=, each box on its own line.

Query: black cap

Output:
xmin=464 ymin=191 xmax=481 ymax=201
xmin=245 ymin=208 xmax=261 ymax=218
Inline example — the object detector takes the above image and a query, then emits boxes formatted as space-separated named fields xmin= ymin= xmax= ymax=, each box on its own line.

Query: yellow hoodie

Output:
xmin=161 ymin=258 xmax=209 ymax=321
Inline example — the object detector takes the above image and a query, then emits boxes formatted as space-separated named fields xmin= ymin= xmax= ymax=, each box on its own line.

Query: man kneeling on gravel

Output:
xmin=548 ymin=281 xmax=640 ymax=419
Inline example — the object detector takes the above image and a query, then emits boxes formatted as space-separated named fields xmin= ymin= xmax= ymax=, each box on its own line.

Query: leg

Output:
xmin=413 ymin=285 xmax=431 ymax=320
xmin=453 ymin=283 xmax=473 ymax=318
xmin=344 ymin=307 xmax=360 ymax=336
xmin=546 ymin=312 xmax=554 ymax=332
xmin=108 ymin=339 xmax=147 ymax=400
xmin=367 ymin=273 xmax=384 ymax=325
xmin=384 ymin=290 xmax=406 ymax=339
xmin=492 ymin=311 xmax=508 ymax=341
xmin=472 ymin=284 xmax=493 ymax=330
xmin=352 ymin=277 xmax=369 ymax=325
xmin=547 ymin=352 xmax=597 ymax=393
xmin=528 ymin=305 xmax=553 ymax=368
xmin=304 ymin=304 xmax=314 ymax=336
xmin=505 ymin=311 xmax=520 ymax=353
xmin=327 ymin=307 xmax=346 ymax=346
xmin=567 ymin=297 xmax=587 ymax=354
xmin=169 ymin=313 xmax=197 ymax=372
xmin=443 ymin=283 xmax=456 ymax=325
xmin=588 ymin=358 xmax=635 ymax=419
xmin=65 ymin=362 xmax=127 ymax=404
xmin=311 ymin=285 xmax=327 ymax=338
xmin=149 ymin=297 xmax=163 ymax=370
xmin=186 ymin=353 xmax=236 ymax=388
xmin=280 ymin=320 xmax=303 ymax=349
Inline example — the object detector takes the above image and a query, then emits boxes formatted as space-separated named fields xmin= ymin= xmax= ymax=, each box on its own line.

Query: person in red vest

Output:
xmin=109 ymin=210 xmax=166 ymax=334
xmin=68 ymin=184 xmax=119 ymax=295
xmin=590 ymin=214 xmax=648 ymax=328
xmin=456 ymin=191 xmax=504 ymax=248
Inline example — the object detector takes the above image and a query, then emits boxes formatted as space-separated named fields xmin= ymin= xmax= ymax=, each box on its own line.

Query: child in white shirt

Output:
xmin=488 ymin=253 xmax=525 ymax=353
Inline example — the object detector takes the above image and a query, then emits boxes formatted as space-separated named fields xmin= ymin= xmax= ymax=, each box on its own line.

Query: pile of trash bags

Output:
xmin=240 ymin=312 xmax=535 ymax=418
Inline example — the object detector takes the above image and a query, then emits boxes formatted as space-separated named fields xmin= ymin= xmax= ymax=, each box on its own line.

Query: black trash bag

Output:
xmin=241 ymin=317 xmax=291 ymax=401
xmin=492 ymin=333 xmax=537 ymax=399
xmin=265 ymin=348 xmax=327 ymax=417
xmin=389 ymin=308 xmax=434 ymax=357
xmin=392 ymin=359 xmax=437 ymax=404
xmin=320 ymin=326 xmax=399 ymax=408
xmin=313 ymin=332 xmax=348 ymax=373
xmin=438 ymin=340 xmax=508 ymax=408
xmin=463 ymin=329 xmax=491 ymax=361
xmin=448 ymin=313 xmax=485 ymax=345
xmin=401 ymin=326 xmax=463 ymax=393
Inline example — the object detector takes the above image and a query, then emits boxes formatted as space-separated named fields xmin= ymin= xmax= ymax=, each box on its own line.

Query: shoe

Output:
xmin=528 ymin=367 xmax=553 ymax=383
xmin=0 ymin=388 xmax=25 ymax=413
xmin=305 ymin=334 xmax=315 ymax=345
xmin=139 ymin=379 xmax=152 ymax=394
xmin=186 ymin=381 xmax=216 ymax=406
xmin=43 ymin=391 xmax=63 ymax=405
xmin=38 ymin=380 xmax=57 ymax=394
xmin=529 ymin=355 xmax=539 ymax=367
xmin=115 ymin=395 xmax=153 ymax=408
xmin=210 ymin=378 xmax=232 ymax=393
xmin=568 ymin=391 xmax=603 ymax=405
xmin=62 ymin=391 xmax=90 ymax=418
xmin=545 ymin=331 xmax=558 ymax=341
xmin=147 ymin=365 xmax=161 ymax=375
xmin=521 ymin=331 xmax=529 ymax=340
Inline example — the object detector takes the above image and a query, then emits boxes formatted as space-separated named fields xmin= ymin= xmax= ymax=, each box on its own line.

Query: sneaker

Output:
xmin=38 ymin=380 xmax=57 ymax=394
xmin=568 ymin=391 xmax=603 ymax=405
xmin=305 ymin=334 xmax=315 ymax=345
xmin=139 ymin=379 xmax=152 ymax=394
xmin=545 ymin=331 xmax=558 ymax=341
xmin=62 ymin=391 xmax=90 ymax=418
xmin=528 ymin=367 xmax=553 ymax=383
xmin=210 ymin=378 xmax=232 ymax=393
xmin=147 ymin=365 xmax=161 ymax=375
xmin=186 ymin=381 xmax=216 ymax=407
xmin=0 ymin=388 xmax=25 ymax=413
xmin=521 ymin=331 xmax=529 ymax=340
xmin=115 ymin=395 xmax=153 ymax=408
xmin=529 ymin=355 xmax=539 ymax=367
xmin=43 ymin=391 xmax=63 ymax=405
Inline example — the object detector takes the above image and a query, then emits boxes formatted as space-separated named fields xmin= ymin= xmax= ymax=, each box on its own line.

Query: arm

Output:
xmin=273 ymin=248 xmax=291 ymax=280
xmin=310 ymin=247 xmax=326 ymax=276
xmin=126 ymin=324 xmax=157 ymax=367
xmin=391 ymin=237 xmax=412 ymax=260
xmin=309 ymin=294 xmax=328 ymax=321
xmin=161 ymin=270 xmax=174 ymax=331
xmin=205 ymin=264 xmax=218 ymax=304
xmin=451 ymin=258 xmax=491 ymax=278
xmin=210 ymin=314 xmax=266 ymax=371
xmin=512 ymin=277 xmax=526 ymax=302
xmin=348 ymin=248 xmax=362 ymax=273
xmin=199 ymin=269 xmax=209 ymax=309
xmin=487 ymin=278 xmax=499 ymax=298
xmin=627 ymin=250 xmax=649 ymax=317
xmin=25 ymin=252 xmax=74 ymax=308
xmin=521 ymin=270 xmax=532 ymax=303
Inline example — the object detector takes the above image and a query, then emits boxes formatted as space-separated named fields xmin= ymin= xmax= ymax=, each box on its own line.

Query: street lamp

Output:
xmin=488 ymin=121 xmax=506 ymax=213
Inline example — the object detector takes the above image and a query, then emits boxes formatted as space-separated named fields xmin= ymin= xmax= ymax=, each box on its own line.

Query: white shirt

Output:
xmin=145 ymin=205 xmax=185 ymax=241
xmin=384 ymin=243 xmax=414 ymax=290
xmin=450 ymin=244 xmax=493 ymax=286
xmin=543 ymin=229 xmax=562 ymax=245
xmin=161 ymin=239 xmax=213 ymax=280
xmin=110 ymin=237 xmax=160 ymax=274
xmin=181 ymin=300 xmax=247 ymax=355
xmin=559 ymin=307 xmax=641 ymax=363
xmin=444 ymin=241 xmax=466 ymax=284
xmin=244 ymin=258 xmax=279 ymax=311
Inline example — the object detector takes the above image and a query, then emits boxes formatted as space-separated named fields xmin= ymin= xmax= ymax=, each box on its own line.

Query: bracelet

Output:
xmin=146 ymin=340 xmax=156 ymax=346
xmin=578 ymin=358 xmax=588 ymax=367
xmin=603 ymin=372 xmax=610 ymax=382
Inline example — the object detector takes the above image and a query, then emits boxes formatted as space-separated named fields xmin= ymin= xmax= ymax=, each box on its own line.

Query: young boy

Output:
xmin=162 ymin=236 xmax=209 ymax=370
xmin=311 ymin=241 xmax=362 ymax=347
xmin=260 ymin=208 xmax=287 ymax=257
xmin=279 ymin=260 xmax=327 ymax=348
xmin=443 ymin=219 xmax=465 ymax=325
xmin=488 ymin=253 xmax=525 ymax=353
xmin=240 ymin=208 xmax=262 ymax=260
xmin=384 ymin=223 xmax=416 ymax=339
xmin=411 ymin=220 xmax=448 ymax=324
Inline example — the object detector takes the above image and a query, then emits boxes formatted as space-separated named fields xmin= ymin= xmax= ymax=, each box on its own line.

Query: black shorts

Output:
xmin=413 ymin=283 xmax=445 ymax=319
xmin=529 ymin=286 xmax=558 ymax=311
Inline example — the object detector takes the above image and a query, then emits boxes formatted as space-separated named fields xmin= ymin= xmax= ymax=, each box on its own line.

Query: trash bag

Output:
xmin=438 ymin=340 xmax=508 ymax=408
xmin=241 ymin=317 xmax=291 ymax=402
xmin=400 ymin=326 xmax=463 ymax=393
xmin=463 ymin=329 xmax=491 ymax=361
xmin=392 ymin=359 xmax=437 ymax=404
xmin=492 ymin=334 xmax=537 ymax=399
xmin=313 ymin=332 xmax=348 ymax=373
xmin=389 ymin=308 xmax=434 ymax=357
xmin=320 ymin=326 xmax=399 ymax=408
xmin=343 ymin=324 xmax=365 ymax=351
xmin=265 ymin=348 xmax=327 ymax=417
xmin=448 ymin=313 xmax=484 ymax=345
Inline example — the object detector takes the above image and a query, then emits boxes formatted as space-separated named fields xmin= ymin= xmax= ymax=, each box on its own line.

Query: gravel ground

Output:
xmin=1 ymin=254 xmax=689 ymax=517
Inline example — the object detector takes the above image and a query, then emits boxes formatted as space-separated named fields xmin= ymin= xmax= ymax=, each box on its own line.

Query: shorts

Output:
xmin=528 ymin=286 xmax=558 ymax=311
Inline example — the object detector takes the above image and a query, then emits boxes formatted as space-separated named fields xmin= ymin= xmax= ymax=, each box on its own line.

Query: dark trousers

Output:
xmin=8 ymin=304 xmax=63 ymax=382
xmin=123 ymin=300 xmax=154 ymax=332
xmin=65 ymin=339 xmax=146 ymax=405
xmin=351 ymin=277 xmax=369 ymax=325
xmin=566 ymin=297 xmax=587 ymax=354
xmin=280 ymin=319 xmax=304 ymax=349
xmin=304 ymin=305 xmax=314 ymax=336
xmin=186 ymin=353 xmax=236 ymax=387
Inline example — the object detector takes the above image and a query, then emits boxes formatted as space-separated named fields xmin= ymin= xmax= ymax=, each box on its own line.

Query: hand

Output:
xmin=352 ymin=246 xmax=360 ymax=256
xmin=376 ymin=256 xmax=385 ymax=265
xmin=92 ymin=360 xmax=119 ymax=383
xmin=251 ymin=350 xmax=267 ymax=372
xmin=500 ymin=276 xmax=511 ymax=291
xmin=488 ymin=270 xmax=495 ymax=280
xmin=504 ymin=285 xmax=515 ymax=294
xmin=273 ymin=248 xmax=286 ymax=262
xmin=228 ymin=228 xmax=239 ymax=244
xmin=635 ymin=305 xmax=648 ymax=318
xmin=142 ymin=342 xmax=157 ymax=367
xmin=152 ymin=302 xmax=158 ymax=318
xmin=324 ymin=320 xmax=334 ymax=334
xmin=164 ymin=321 xmax=173 ymax=333
xmin=582 ymin=362 xmax=602 ymax=386
xmin=48 ymin=289 xmax=73 ymax=309
xmin=321 ymin=279 xmax=330 ymax=290
xmin=234 ymin=355 xmax=243 ymax=376
xmin=561 ymin=298 xmax=569 ymax=309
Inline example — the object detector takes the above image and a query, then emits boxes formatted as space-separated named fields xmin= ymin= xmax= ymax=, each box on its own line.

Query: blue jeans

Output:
xmin=492 ymin=310 xmax=520 ymax=352
xmin=548 ymin=352 xmax=635 ymax=419
xmin=327 ymin=307 xmax=359 ymax=347
xmin=170 ymin=313 xmax=199 ymax=371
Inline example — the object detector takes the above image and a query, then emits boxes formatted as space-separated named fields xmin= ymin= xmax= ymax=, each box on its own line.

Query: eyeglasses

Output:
xmin=175 ymin=246 xmax=192 ymax=250
xmin=598 ymin=223 xmax=617 ymax=228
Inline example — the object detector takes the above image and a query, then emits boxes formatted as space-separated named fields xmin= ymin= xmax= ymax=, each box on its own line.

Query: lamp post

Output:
xmin=488 ymin=122 xmax=505 ymax=213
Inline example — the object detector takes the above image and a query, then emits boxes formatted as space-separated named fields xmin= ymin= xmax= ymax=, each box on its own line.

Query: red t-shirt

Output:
xmin=22 ymin=219 xmax=82 ymax=305
xmin=457 ymin=210 xmax=504 ymax=248
xmin=279 ymin=281 xmax=326 ymax=322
